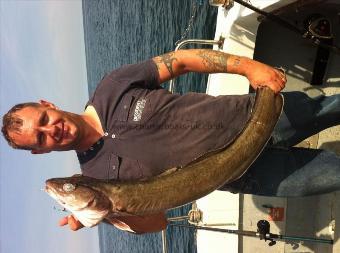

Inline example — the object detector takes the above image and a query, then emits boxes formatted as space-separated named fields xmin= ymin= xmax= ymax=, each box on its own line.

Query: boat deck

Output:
xmin=196 ymin=1 xmax=340 ymax=252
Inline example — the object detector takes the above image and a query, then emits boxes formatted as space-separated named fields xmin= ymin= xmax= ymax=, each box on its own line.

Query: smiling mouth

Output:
xmin=59 ymin=122 xmax=64 ymax=142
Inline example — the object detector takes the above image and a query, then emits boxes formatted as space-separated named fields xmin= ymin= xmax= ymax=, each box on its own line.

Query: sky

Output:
xmin=0 ymin=1 xmax=100 ymax=253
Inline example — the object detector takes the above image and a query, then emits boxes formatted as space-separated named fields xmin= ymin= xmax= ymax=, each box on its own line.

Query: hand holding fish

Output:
xmin=49 ymin=174 xmax=168 ymax=233
xmin=57 ymin=211 xmax=168 ymax=234
xmin=57 ymin=214 xmax=138 ymax=233
xmin=59 ymin=215 xmax=84 ymax=231
xmin=244 ymin=60 xmax=286 ymax=93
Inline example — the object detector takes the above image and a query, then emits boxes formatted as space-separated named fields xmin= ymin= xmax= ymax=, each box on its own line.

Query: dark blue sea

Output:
xmin=82 ymin=0 xmax=217 ymax=252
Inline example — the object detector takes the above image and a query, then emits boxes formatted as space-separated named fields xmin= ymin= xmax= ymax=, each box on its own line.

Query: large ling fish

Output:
xmin=45 ymin=87 xmax=283 ymax=227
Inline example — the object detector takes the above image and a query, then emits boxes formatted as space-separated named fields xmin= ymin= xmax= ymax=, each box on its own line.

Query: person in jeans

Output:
xmin=2 ymin=49 xmax=339 ymax=233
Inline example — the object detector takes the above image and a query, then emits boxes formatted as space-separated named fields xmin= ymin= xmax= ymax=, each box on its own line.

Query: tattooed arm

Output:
xmin=152 ymin=49 xmax=286 ymax=93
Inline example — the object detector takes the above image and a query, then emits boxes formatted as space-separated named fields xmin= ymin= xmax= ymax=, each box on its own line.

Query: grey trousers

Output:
xmin=220 ymin=92 xmax=340 ymax=197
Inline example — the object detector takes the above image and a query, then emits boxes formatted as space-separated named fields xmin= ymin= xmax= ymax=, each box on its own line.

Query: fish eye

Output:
xmin=63 ymin=183 xmax=75 ymax=192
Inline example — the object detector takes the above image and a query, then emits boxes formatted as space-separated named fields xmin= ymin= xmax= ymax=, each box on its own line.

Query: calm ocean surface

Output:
xmin=82 ymin=0 xmax=217 ymax=252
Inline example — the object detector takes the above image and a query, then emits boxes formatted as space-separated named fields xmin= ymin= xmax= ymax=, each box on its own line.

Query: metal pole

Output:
xmin=168 ymin=38 xmax=224 ymax=93
xmin=233 ymin=0 xmax=303 ymax=35
xmin=161 ymin=229 xmax=168 ymax=253
xmin=167 ymin=215 xmax=189 ymax=222
xmin=233 ymin=0 xmax=340 ymax=54
xmin=169 ymin=224 xmax=334 ymax=245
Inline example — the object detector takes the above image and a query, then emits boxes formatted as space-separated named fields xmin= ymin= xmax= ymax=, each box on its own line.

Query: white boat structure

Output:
xmin=165 ymin=1 xmax=340 ymax=252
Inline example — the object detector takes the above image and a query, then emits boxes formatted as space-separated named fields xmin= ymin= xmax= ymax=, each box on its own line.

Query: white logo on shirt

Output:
xmin=133 ymin=98 xmax=146 ymax=121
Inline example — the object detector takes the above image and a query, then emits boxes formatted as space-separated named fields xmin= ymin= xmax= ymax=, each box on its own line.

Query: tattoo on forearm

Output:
xmin=233 ymin=57 xmax=241 ymax=67
xmin=196 ymin=50 xmax=230 ymax=72
xmin=154 ymin=52 xmax=178 ymax=78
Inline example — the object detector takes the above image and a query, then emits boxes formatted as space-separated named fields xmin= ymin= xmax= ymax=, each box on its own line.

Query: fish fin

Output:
xmin=153 ymin=167 xmax=179 ymax=178
xmin=71 ymin=174 xmax=83 ymax=177
xmin=72 ymin=209 xmax=109 ymax=227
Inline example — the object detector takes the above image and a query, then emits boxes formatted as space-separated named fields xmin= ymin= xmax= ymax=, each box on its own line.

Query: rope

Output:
xmin=175 ymin=0 xmax=203 ymax=46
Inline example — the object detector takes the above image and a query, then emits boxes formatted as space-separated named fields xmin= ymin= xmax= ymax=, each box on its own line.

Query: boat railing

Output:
xmin=162 ymin=37 xmax=225 ymax=253
xmin=162 ymin=202 xmax=236 ymax=253
xmin=168 ymin=37 xmax=224 ymax=93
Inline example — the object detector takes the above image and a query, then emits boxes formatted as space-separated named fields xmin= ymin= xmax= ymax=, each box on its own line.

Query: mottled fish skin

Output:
xmin=46 ymin=87 xmax=283 ymax=225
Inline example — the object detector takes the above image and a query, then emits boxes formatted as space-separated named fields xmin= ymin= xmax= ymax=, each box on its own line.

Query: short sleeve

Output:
xmin=86 ymin=59 xmax=160 ymax=132
xmin=107 ymin=59 xmax=160 ymax=89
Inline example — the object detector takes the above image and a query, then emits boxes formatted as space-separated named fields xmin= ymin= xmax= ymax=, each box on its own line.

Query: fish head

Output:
xmin=45 ymin=176 xmax=111 ymax=227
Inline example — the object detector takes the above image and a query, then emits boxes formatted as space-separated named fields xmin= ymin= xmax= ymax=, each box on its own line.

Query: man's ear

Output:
xmin=31 ymin=149 xmax=51 ymax=154
xmin=39 ymin=100 xmax=59 ymax=110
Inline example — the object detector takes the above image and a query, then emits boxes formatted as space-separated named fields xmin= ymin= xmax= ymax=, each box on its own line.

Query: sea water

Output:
xmin=82 ymin=0 xmax=217 ymax=252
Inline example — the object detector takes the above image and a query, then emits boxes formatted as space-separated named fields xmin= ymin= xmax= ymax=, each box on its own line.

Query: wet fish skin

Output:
xmin=46 ymin=87 xmax=283 ymax=226
xmin=45 ymin=177 xmax=113 ymax=226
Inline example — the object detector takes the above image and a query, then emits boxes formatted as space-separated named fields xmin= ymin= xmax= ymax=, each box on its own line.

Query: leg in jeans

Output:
xmin=220 ymin=147 xmax=340 ymax=196
xmin=220 ymin=92 xmax=340 ymax=197
xmin=271 ymin=92 xmax=340 ymax=147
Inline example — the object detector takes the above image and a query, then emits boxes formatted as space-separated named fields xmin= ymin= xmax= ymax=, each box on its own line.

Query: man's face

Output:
xmin=8 ymin=101 xmax=83 ymax=153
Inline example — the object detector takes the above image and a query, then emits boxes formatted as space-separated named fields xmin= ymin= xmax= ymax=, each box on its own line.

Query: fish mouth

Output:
xmin=45 ymin=183 xmax=96 ymax=210
xmin=45 ymin=184 xmax=66 ymax=205
xmin=45 ymin=184 xmax=52 ymax=193
xmin=45 ymin=180 xmax=58 ymax=193
xmin=45 ymin=184 xmax=61 ymax=200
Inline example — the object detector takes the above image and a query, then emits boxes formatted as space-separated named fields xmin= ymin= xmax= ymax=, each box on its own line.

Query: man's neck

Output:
xmin=76 ymin=105 xmax=104 ymax=152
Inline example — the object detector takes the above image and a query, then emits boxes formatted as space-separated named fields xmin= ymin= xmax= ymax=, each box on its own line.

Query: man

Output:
xmin=2 ymin=49 xmax=340 ymax=233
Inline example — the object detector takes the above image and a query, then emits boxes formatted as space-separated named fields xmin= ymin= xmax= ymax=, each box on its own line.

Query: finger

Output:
xmin=275 ymin=67 xmax=286 ymax=75
xmin=280 ymin=74 xmax=287 ymax=83
xmin=274 ymin=74 xmax=286 ymax=89
xmin=276 ymin=73 xmax=285 ymax=83
xmin=270 ymin=83 xmax=280 ymax=94
xmin=276 ymin=81 xmax=285 ymax=93
xmin=281 ymin=77 xmax=287 ymax=88
xmin=68 ymin=215 xmax=84 ymax=231
xmin=277 ymin=79 xmax=285 ymax=89
xmin=58 ymin=216 xmax=69 ymax=226
xmin=273 ymin=68 xmax=285 ymax=79
xmin=279 ymin=72 xmax=287 ymax=83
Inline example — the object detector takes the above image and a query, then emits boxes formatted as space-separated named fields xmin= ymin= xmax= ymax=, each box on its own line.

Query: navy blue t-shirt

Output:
xmin=78 ymin=59 xmax=254 ymax=181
